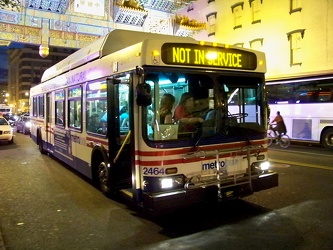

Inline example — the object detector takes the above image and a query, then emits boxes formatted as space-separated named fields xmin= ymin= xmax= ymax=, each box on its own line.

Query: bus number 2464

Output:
xmin=143 ymin=167 xmax=165 ymax=175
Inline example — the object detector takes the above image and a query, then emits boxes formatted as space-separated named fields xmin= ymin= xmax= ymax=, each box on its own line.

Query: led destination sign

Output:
xmin=161 ymin=43 xmax=258 ymax=70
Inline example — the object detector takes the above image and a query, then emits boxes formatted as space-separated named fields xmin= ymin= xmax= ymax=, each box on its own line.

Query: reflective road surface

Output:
xmin=0 ymin=134 xmax=332 ymax=250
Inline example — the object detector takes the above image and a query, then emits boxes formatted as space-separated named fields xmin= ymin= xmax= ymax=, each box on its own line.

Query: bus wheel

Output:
xmin=322 ymin=128 xmax=333 ymax=149
xmin=38 ymin=131 xmax=46 ymax=154
xmin=98 ymin=161 xmax=113 ymax=196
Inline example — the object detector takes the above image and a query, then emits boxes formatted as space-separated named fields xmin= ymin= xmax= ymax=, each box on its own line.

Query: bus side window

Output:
xmin=55 ymin=100 xmax=64 ymax=127
xmin=86 ymin=99 xmax=107 ymax=134
xmin=86 ymin=81 xmax=107 ymax=134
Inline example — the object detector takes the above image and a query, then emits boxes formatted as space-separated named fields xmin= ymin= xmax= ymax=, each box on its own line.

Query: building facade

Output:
xmin=177 ymin=0 xmax=333 ymax=80
xmin=0 ymin=0 xmax=203 ymax=49
xmin=8 ymin=45 xmax=76 ymax=113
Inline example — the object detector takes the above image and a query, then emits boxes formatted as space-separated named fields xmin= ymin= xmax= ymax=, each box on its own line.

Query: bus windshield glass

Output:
xmin=144 ymin=70 xmax=265 ymax=144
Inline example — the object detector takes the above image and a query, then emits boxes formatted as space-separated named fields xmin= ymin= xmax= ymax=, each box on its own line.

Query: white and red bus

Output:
xmin=266 ymin=74 xmax=333 ymax=149
xmin=29 ymin=29 xmax=277 ymax=214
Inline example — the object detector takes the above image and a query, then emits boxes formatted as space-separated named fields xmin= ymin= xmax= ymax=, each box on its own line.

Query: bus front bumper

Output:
xmin=142 ymin=171 xmax=278 ymax=215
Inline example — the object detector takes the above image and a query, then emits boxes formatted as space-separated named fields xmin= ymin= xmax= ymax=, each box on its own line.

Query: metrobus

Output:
xmin=266 ymin=74 xmax=333 ymax=149
xmin=29 ymin=29 xmax=278 ymax=214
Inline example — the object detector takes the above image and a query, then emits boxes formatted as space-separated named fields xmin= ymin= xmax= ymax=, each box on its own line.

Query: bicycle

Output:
xmin=267 ymin=124 xmax=290 ymax=148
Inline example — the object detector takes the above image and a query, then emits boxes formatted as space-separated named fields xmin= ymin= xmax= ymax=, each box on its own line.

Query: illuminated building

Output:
xmin=178 ymin=0 xmax=333 ymax=81
xmin=7 ymin=45 xmax=76 ymax=113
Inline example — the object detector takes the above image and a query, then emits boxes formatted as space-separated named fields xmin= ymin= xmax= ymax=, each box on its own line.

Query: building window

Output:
xmin=231 ymin=2 xmax=244 ymax=29
xmin=249 ymin=0 xmax=262 ymax=24
xmin=249 ymin=38 xmax=263 ymax=50
xmin=290 ymin=0 xmax=302 ymax=14
xmin=206 ymin=12 xmax=217 ymax=37
xmin=287 ymin=29 xmax=305 ymax=66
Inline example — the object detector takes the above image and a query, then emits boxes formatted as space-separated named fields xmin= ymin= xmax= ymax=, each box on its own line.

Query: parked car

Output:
xmin=16 ymin=115 xmax=31 ymax=134
xmin=0 ymin=116 xmax=14 ymax=144
xmin=8 ymin=114 xmax=19 ymax=126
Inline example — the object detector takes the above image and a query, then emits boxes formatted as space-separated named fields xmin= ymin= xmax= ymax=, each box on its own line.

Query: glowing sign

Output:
xmin=161 ymin=43 xmax=257 ymax=70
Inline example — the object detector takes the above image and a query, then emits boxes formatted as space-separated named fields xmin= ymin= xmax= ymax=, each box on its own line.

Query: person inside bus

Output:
xmin=159 ymin=93 xmax=176 ymax=124
xmin=120 ymin=105 xmax=129 ymax=127
xmin=270 ymin=111 xmax=287 ymax=140
xmin=173 ymin=92 xmax=204 ymax=132
xmin=87 ymin=114 xmax=100 ymax=133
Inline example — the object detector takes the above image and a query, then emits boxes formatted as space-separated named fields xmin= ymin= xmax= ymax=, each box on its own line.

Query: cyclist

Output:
xmin=270 ymin=111 xmax=287 ymax=142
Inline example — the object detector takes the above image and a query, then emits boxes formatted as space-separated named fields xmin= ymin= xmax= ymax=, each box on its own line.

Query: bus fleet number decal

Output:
xmin=143 ymin=167 xmax=165 ymax=175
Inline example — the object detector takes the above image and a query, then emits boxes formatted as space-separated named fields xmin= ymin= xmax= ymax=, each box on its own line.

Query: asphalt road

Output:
xmin=0 ymin=133 xmax=332 ymax=250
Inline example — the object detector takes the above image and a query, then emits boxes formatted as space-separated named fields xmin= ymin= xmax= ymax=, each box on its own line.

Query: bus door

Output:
xmin=46 ymin=93 xmax=53 ymax=152
xmin=107 ymin=77 xmax=133 ymax=193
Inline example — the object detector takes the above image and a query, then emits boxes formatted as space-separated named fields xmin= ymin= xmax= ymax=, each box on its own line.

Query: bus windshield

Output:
xmin=144 ymin=70 xmax=265 ymax=144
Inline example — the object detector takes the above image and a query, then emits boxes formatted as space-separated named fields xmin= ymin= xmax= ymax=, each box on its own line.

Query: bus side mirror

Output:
xmin=136 ymin=83 xmax=152 ymax=106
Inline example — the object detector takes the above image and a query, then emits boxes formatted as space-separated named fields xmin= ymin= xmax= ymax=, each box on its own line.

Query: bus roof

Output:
xmin=41 ymin=30 xmax=195 ymax=82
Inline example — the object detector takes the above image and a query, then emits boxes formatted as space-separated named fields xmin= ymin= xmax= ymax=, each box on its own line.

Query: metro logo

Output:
xmin=202 ymin=160 xmax=225 ymax=170
xmin=201 ymin=158 xmax=239 ymax=171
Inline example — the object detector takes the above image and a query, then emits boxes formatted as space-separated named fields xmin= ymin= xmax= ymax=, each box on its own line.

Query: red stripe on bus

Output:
xmin=135 ymin=149 xmax=267 ymax=167
xmin=136 ymin=140 xmax=266 ymax=157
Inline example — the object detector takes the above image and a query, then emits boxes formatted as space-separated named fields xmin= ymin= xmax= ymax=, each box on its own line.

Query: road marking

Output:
xmin=271 ymin=148 xmax=333 ymax=158
xmin=269 ymin=162 xmax=291 ymax=168
xmin=269 ymin=158 xmax=333 ymax=171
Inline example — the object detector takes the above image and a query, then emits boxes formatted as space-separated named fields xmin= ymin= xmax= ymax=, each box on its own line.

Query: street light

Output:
xmin=39 ymin=45 xmax=49 ymax=58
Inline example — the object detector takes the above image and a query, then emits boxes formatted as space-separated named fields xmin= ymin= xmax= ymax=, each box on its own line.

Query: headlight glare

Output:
xmin=160 ymin=175 xmax=185 ymax=189
xmin=260 ymin=161 xmax=270 ymax=171
xmin=161 ymin=178 xmax=173 ymax=189
xmin=251 ymin=161 xmax=270 ymax=173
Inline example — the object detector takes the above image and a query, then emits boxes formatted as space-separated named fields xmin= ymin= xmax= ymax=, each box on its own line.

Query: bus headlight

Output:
xmin=160 ymin=175 xmax=184 ymax=189
xmin=161 ymin=178 xmax=173 ymax=189
xmin=260 ymin=161 xmax=270 ymax=171
xmin=251 ymin=161 xmax=270 ymax=173
xmin=143 ymin=175 xmax=185 ymax=192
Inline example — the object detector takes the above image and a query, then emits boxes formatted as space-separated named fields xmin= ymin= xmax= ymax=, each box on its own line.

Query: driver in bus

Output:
xmin=173 ymin=92 xmax=204 ymax=132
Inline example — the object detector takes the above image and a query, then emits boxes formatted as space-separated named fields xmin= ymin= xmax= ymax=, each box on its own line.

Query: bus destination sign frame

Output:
xmin=161 ymin=43 xmax=258 ymax=70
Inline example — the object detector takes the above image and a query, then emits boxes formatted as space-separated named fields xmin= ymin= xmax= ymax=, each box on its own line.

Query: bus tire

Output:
xmin=37 ymin=130 xmax=46 ymax=154
xmin=322 ymin=128 xmax=333 ymax=149
xmin=97 ymin=161 xmax=113 ymax=196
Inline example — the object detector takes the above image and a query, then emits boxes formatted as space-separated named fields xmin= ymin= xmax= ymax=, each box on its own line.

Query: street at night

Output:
xmin=0 ymin=133 xmax=332 ymax=250
xmin=1 ymin=1 xmax=333 ymax=249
